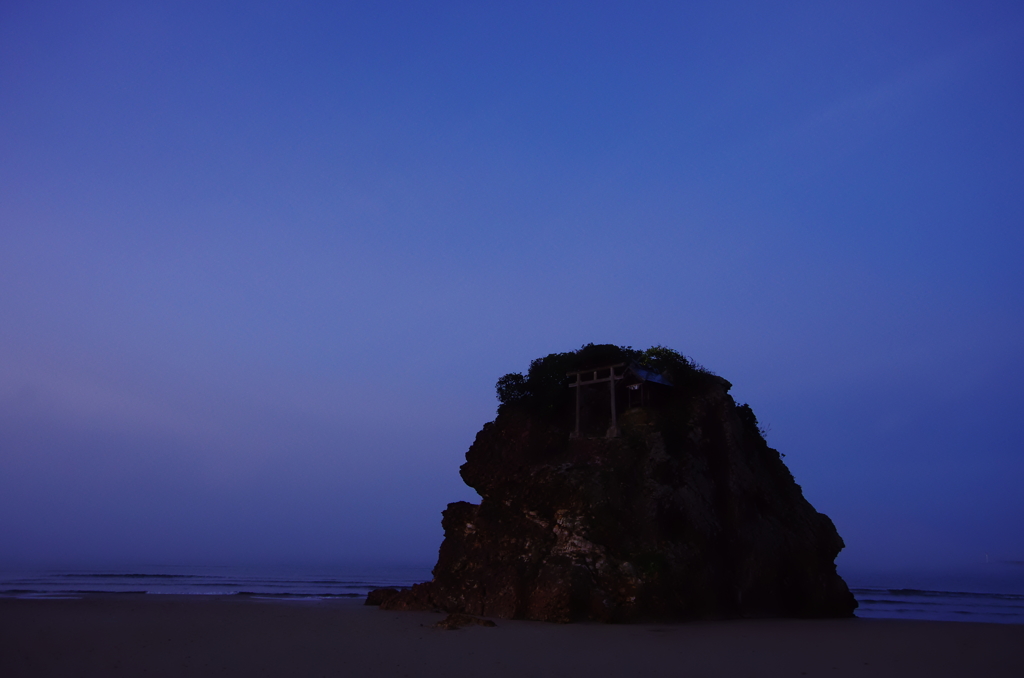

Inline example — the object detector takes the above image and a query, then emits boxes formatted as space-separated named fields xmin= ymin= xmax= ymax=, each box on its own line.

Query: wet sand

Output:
xmin=1 ymin=595 xmax=1022 ymax=677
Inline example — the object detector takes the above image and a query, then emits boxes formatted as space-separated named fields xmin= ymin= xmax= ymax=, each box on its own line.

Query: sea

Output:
xmin=1 ymin=564 xmax=1022 ymax=625
xmin=843 ymin=566 xmax=1024 ymax=625
xmin=0 ymin=565 xmax=433 ymax=602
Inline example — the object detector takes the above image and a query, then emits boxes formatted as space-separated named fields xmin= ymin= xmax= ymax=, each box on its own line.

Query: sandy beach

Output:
xmin=1 ymin=596 xmax=1021 ymax=677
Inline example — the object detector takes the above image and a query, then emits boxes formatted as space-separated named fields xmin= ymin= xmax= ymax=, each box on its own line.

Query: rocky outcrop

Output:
xmin=376 ymin=345 xmax=857 ymax=622
xmin=364 ymin=588 xmax=400 ymax=606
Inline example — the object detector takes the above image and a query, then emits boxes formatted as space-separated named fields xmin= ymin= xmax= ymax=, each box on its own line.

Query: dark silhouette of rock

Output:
xmin=376 ymin=344 xmax=857 ymax=622
xmin=364 ymin=587 xmax=400 ymax=606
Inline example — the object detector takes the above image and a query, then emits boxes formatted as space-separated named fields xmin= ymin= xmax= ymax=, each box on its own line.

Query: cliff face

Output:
xmin=380 ymin=346 xmax=857 ymax=622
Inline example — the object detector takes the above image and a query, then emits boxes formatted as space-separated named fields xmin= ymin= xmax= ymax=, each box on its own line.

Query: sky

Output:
xmin=1 ymin=1 xmax=1022 ymax=578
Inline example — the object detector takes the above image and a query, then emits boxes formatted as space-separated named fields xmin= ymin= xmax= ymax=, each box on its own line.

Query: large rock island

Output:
xmin=375 ymin=344 xmax=857 ymax=622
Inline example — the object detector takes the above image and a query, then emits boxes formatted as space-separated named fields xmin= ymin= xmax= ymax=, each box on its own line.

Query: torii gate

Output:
xmin=567 ymin=363 xmax=625 ymax=439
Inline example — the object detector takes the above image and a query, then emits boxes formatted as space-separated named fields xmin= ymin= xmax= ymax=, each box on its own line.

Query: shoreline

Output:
xmin=3 ymin=595 xmax=1023 ymax=677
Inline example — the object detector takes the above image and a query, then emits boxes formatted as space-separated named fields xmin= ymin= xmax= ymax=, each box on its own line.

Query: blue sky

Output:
xmin=1 ymin=1 xmax=1022 ymax=576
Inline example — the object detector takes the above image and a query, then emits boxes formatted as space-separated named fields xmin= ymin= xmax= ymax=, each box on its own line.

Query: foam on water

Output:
xmin=851 ymin=587 xmax=1024 ymax=624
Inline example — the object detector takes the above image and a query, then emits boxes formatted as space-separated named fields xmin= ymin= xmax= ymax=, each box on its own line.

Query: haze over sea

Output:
xmin=2 ymin=0 xmax=1022 ymax=625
